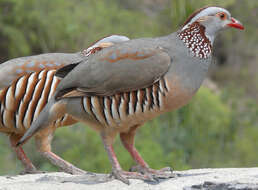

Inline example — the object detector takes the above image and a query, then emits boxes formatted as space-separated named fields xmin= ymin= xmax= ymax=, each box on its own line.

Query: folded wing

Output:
xmin=55 ymin=44 xmax=172 ymax=98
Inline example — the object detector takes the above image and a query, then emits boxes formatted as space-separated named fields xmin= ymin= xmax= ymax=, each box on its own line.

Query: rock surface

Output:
xmin=0 ymin=168 xmax=258 ymax=190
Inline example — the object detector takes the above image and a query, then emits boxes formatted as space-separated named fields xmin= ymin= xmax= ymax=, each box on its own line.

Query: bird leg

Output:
xmin=9 ymin=134 xmax=40 ymax=174
xmin=101 ymin=132 xmax=155 ymax=184
xmin=39 ymin=151 xmax=87 ymax=175
xmin=35 ymin=127 xmax=88 ymax=175
xmin=120 ymin=125 xmax=175 ymax=179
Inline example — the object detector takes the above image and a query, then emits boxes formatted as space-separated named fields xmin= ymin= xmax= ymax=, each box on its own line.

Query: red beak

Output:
xmin=227 ymin=17 xmax=244 ymax=30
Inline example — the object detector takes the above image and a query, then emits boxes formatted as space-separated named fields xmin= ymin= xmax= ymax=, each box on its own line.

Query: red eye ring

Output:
xmin=217 ymin=12 xmax=227 ymax=20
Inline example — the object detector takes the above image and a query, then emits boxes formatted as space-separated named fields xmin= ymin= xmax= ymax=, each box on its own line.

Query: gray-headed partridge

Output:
xmin=18 ymin=7 xmax=244 ymax=184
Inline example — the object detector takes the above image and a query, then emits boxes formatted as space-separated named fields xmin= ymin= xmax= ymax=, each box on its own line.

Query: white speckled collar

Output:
xmin=178 ymin=22 xmax=212 ymax=59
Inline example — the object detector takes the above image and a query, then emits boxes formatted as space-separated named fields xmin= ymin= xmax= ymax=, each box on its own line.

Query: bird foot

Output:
xmin=130 ymin=165 xmax=176 ymax=179
xmin=110 ymin=169 xmax=159 ymax=185
xmin=61 ymin=166 xmax=91 ymax=175
xmin=19 ymin=169 xmax=45 ymax=175
xmin=40 ymin=151 xmax=91 ymax=175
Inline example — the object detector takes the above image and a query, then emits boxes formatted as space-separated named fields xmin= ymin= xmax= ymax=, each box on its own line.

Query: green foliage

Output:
xmin=0 ymin=0 xmax=158 ymax=61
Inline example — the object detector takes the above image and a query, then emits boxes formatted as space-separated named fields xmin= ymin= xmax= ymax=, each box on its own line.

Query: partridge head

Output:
xmin=18 ymin=7 xmax=244 ymax=184
xmin=178 ymin=6 xmax=244 ymax=58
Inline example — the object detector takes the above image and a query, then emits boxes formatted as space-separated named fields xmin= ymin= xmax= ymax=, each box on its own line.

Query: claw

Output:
xmin=111 ymin=169 xmax=161 ymax=184
xmin=111 ymin=170 xmax=130 ymax=185
xmin=151 ymin=175 xmax=160 ymax=182
xmin=142 ymin=173 xmax=159 ymax=183
xmin=159 ymin=167 xmax=173 ymax=172
xmin=129 ymin=165 xmax=176 ymax=180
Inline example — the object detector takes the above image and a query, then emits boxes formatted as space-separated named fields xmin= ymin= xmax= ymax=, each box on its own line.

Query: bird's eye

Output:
xmin=217 ymin=12 xmax=227 ymax=20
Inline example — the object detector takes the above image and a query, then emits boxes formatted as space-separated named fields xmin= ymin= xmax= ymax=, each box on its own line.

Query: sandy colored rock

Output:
xmin=0 ymin=168 xmax=258 ymax=190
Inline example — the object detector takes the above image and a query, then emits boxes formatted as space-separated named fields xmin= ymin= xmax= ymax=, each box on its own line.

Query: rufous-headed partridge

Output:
xmin=18 ymin=7 xmax=244 ymax=184
xmin=0 ymin=35 xmax=129 ymax=174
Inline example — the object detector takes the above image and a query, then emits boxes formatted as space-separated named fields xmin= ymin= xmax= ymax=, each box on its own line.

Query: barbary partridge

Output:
xmin=18 ymin=7 xmax=244 ymax=184
xmin=0 ymin=35 xmax=129 ymax=174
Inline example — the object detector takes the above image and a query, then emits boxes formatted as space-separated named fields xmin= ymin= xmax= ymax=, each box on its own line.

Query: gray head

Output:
xmin=181 ymin=6 xmax=244 ymax=43
xmin=82 ymin=35 xmax=130 ymax=56
xmin=94 ymin=35 xmax=130 ymax=45
xmin=88 ymin=35 xmax=130 ymax=50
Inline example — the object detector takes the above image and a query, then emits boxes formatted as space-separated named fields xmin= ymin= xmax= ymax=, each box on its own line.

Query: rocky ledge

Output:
xmin=0 ymin=168 xmax=258 ymax=190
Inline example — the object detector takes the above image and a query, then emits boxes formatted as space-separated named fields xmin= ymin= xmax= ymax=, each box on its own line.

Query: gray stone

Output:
xmin=0 ymin=168 xmax=258 ymax=190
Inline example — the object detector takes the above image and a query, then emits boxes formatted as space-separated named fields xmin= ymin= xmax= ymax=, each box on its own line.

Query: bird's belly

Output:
xmin=162 ymin=76 xmax=196 ymax=112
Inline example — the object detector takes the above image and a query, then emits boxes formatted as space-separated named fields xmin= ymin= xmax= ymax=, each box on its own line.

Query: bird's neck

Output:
xmin=177 ymin=22 xmax=212 ymax=59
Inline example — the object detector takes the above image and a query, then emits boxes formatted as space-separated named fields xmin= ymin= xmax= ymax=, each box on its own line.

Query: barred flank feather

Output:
xmin=0 ymin=70 xmax=74 ymax=133
xmin=80 ymin=78 xmax=169 ymax=126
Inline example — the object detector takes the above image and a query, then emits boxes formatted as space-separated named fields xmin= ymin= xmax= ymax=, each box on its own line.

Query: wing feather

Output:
xmin=56 ymin=44 xmax=172 ymax=98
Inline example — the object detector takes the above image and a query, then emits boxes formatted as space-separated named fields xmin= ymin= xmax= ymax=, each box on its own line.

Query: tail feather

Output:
xmin=17 ymin=96 xmax=65 ymax=146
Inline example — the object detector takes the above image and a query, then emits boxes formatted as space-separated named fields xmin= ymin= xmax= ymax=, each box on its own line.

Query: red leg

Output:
xmin=9 ymin=134 xmax=39 ymax=174
xmin=120 ymin=126 xmax=149 ymax=168
xmin=40 ymin=151 xmax=87 ymax=175
xmin=120 ymin=126 xmax=175 ymax=179
xmin=101 ymin=132 xmax=154 ymax=184
xmin=35 ymin=128 xmax=88 ymax=175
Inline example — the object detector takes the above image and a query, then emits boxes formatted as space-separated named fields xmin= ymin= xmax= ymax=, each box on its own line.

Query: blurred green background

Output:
xmin=0 ymin=0 xmax=257 ymax=174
